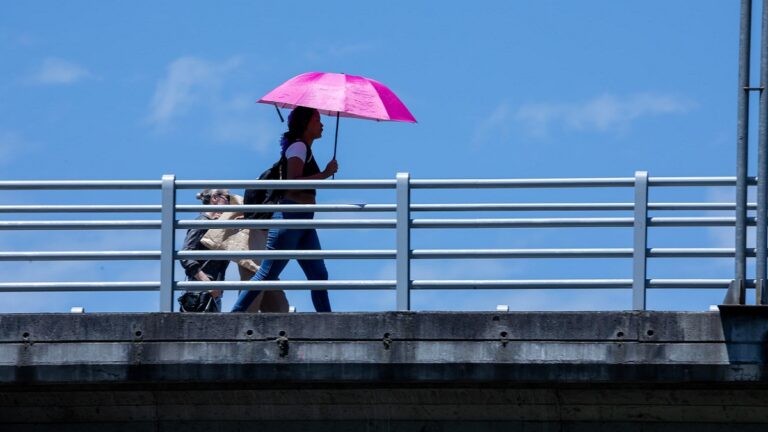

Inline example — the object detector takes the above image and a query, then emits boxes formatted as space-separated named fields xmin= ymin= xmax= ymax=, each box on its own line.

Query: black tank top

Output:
xmin=284 ymin=141 xmax=319 ymax=197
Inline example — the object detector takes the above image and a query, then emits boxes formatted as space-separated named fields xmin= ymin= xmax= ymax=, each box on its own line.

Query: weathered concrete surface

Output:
xmin=0 ymin=307 xmax=767 ymax=430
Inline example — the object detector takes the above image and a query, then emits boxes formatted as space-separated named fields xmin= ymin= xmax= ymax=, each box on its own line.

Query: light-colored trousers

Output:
xmin=237 ymin=229 xmax=289 ymax=312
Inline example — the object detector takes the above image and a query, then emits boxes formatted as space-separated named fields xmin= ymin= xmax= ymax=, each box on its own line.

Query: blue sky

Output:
xmin=0 ymin=1 xmax=759 ymax=313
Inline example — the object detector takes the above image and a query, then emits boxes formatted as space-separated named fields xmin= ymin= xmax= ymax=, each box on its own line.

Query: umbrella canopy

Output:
xmin=258 ymin=72 xmax=416 ymax=123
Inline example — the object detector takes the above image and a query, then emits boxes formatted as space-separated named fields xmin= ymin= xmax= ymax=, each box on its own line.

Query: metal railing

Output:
xmin=0 ymin=171 xmax=760 ymax=311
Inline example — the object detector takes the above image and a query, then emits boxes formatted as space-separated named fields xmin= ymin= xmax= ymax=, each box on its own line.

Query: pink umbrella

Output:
xmin=258 ymin=72 xmax=416 ymax=160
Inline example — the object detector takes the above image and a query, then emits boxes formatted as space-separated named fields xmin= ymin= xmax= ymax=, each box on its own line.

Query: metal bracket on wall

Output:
xmin=756 ymin=279 xmax=767 ymax=305
xmin=723 ymin=279 xmax=746 ymax=305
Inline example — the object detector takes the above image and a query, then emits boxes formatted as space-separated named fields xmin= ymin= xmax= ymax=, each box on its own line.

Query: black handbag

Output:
xmin=177 ymin=291 xmax=219 ymax=312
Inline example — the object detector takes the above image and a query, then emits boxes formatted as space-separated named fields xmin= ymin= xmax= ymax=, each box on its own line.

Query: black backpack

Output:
xmin=243 ymin=156 xmax=286 ymax=220
xmin=177 ymin=291 xmax=219 ymax=312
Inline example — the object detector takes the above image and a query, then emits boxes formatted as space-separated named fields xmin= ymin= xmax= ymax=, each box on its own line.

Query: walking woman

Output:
xmin=231 ymin=106 xmax=338 ymax=312
xmin=179 ymin=189 xmax=231 ymax=312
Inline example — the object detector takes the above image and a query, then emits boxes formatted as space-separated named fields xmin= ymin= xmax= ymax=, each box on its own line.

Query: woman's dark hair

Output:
xmin=280 ymin=106 xmax=318 ymax=153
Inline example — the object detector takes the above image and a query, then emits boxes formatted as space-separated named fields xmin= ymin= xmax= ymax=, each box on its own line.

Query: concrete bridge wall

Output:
xmin=0 ymin=308 xmax=767 ymax=430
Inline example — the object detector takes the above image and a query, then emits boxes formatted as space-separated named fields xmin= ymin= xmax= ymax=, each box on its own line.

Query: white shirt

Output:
xmin=285 ymin=141 xmax=307 ymax=162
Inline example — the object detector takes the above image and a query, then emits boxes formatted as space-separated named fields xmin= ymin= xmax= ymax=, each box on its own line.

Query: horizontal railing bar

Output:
xmin=175 ymin=280 xmax=396 ymax=290
xmin=178 ymin=249 xmax=631 ymax=260
xmin=175 ymin=180 xmax=396 ymax=190
xmin=0 ymin=181 xmax=161 ymax=190
xmin=177 ymin=204 xmax=396 ymax=213
xmin=0 ymin=282 xmax=160 ymax=292
xmin=632 ymin=247 xmax=744 ymax=258
xmin=176 ymin=219 xmax=396 ymax=229
xmin=417 ymin=203 xmax=756 ymax=212
xmin=176 ymin=250 xmax=395 ymax=260
xmin=0 ymin=202 xmax=754 ymax=215
xmin=649 ymin=177 xmax=757 ymax=187
xmin=412 ymin=279 xmax=634 ymax=289
xmin=649 ymin=217 xmax=756 ymax=227
xmin=410 ymin=178 xmax=635 ymax=189
xmin=411 ymin=177 xmax=758 ymax=189
xmin=177 ymin=202 xmax=759 ymax=213
xmin=413 ymin=217 xmax=756 ymax=229
xmin=0 ymin=278 xmax=747 ymax=293
xmin=412 ymin=218 xmax=634 ymax=228
xmin=648 ymin=248 xmax=756 ymax=258
xmin=413 ymin=249 xmax=632 ymax=258
xmin=0 ymin=217 xmax=752 ymax=231
xmin=648 ymin=202 xmax=756 ymax=211
xmin=0 ymin=205 xmax=161 ymax=213
xmin=0 ymin=221 xmax=161 ymax=230
xmin=411 ymin=279 xmax=752 ymax=289
xmin=414 ymin=203 xmax=636 ymax=211
xmin=186 ymin=177 xmax=742 ymax=190
xmin=417 ymin=203 xmax=753 ymax=212
xmin=0 ymin=251 xmax=160 ymax=261
xmin=177 ymin=217 xmax=638 ymax=229
xmin=413 ymin=248 xmax=756 ymax=259
xmin=647 ymin=279 xmax=747 ymax=288
xmin=0 ymin=177 xmax=753 ymax=191
xmin=181 ymin=279 xmax=747 ymax=290
xmin=0 ymin=248 xmax=748 ymax=262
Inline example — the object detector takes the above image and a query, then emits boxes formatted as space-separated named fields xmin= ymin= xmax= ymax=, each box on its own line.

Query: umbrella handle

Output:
xmin=274 ymin=104 xmax=284 ymax=123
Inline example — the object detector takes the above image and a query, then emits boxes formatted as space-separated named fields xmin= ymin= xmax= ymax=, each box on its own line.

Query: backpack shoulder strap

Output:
xmin=279 ymin=153 xmax=287 ymax=180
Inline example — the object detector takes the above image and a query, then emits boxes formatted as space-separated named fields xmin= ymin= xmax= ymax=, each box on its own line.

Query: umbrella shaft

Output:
xmin=333 ymin=112 xmax=340 ymax=160
xmin=332 ymin=112 xmax=340 ymax=179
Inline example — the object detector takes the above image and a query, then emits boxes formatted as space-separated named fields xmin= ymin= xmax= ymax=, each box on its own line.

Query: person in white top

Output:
xmin=231 ymin=106 xmax=338 ymax=312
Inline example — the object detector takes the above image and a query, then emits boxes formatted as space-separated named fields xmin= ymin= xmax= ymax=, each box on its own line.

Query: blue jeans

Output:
xmin=231 ymin=200 xmax=331 ymax=312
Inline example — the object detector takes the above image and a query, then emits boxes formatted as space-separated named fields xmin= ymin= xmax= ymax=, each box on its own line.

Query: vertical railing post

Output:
xmin=733 ymin=0 xmax=752 ymax=304
xmin=396 ymin=172 xmax=412 ymax=311
xmin=159 ymin=174 xmax=176 ymax=312
xmin=756 ymin=0 xmax=768 ymax=304
xmin=632 ymin=171 xmax=649 ymax=310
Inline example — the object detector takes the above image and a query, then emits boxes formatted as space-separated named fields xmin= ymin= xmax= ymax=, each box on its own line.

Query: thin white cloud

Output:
xmin=210 ymin=117 xmax=276 ymax=151
xmin=147 ymin=56 xmax=240 ymax=128
xmin=209 ymin=94 xmax=281 ymax=152
xmin=147 ymin=57 xmax=282 ymax=152
xmin=30 ymin=57 xmax=93 ymax=85
xmin=513 ymin=93 xmax=695 ymax=138
xmin=472 ymin=102 xmax=513 ymax=146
